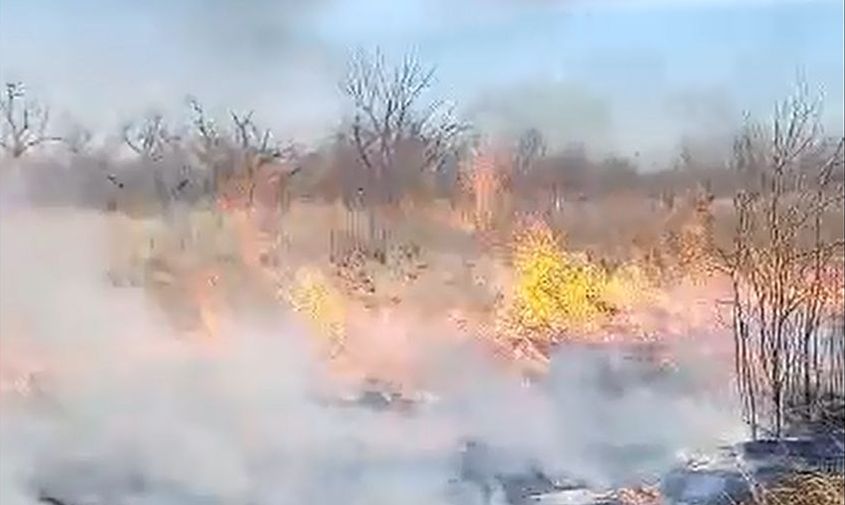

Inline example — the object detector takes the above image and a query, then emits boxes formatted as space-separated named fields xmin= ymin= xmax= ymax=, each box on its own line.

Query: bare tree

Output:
xmin=514 ymin=127 xmax=547 ymax=175
xmin=338 ymin=49 xmax=467 ymax=263
xmin=184 ymin=97 xmax=300 ymax=213
xmin=185 ymin=97 xmax=226 ymax=197
xmin=122 ymin=113 xmax=176 ymax=162
xmin=186 ymin=97 xmax=220 ymax=149
xmin=121 ymin=113 xmax=183 ymax=209
xmin=721 ymin=82 xmax=845 ymax=438
xmin=341 ymin=48 xmax=467 ymax=206
xmin=0 ymin=82 xmax=61 ymax=158
xmin=230 ymin=110 xmax=276 ymax=155
xmin=228 ymin=109 xmax=296 ymax=209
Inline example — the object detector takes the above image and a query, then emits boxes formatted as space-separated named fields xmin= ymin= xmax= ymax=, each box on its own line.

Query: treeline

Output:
xmin=1 ymin=53 xmax=757 ymax=215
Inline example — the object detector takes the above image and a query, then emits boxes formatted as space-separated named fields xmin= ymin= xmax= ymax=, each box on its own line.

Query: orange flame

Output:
xmin=188 ymin=266 xmax=224 ymax=343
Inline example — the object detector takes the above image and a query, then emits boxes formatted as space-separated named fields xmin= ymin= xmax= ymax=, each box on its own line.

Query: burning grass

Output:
xmin=90 ymin=195 xmax=736 ymax=382
xmin=497 ymin=218 xmax=663 ymax=351
xmin=0 ymin=206 xmax=769 ymax=505
xmin=285 ymin=266 xmax=346 ymax=357
xmin=509 ymin=220 xmax=611 ymax=332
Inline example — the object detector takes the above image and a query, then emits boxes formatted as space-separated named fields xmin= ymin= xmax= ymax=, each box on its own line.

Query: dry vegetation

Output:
xmin=719 ymin=84 xmax=845 ymax=438
xmin=747 ymin=473 xmax=845 ymax=505
xmin=1 ymin=55 xmax=843 ymax=439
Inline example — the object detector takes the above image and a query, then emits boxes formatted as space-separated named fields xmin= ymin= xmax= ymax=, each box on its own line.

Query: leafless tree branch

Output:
xmin=0 ymin=82 xmax=62 ymax=158
xmin=724 ymin=81 xmax=845 ymax=437
xmin=341 ymin=48 xmax=468 ymax=206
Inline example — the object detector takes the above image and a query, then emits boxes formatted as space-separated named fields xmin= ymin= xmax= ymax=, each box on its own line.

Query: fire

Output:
xmin=460 ymin=147 xmax=509 ymax=232
xmin=219 ymin=207 xmax=264 ymax=272
xmin=188 ymin=266 xmax=224 ymax=343
xmin=613 ymin=485 xmax=664 ymax=505
xmin=497 ymin=219 xmax=616 ymax=345
xmin=285 ymin=267 xmax=346 ymax=357
xmin=108 ymin=157 xmax=735 ymax=384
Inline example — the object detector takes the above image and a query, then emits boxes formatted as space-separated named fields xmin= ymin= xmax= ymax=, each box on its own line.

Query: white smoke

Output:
xmin=0 ymin=205 xmax=746 ymax=505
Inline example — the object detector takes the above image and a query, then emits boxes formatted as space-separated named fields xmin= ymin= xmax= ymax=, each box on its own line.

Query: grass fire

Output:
xmin=1 ymin=1 xmax=843 ymax=504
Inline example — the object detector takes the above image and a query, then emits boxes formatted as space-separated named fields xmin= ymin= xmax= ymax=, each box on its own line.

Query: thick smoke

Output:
xmin=0 ymin=197 xmax=746 ymax=505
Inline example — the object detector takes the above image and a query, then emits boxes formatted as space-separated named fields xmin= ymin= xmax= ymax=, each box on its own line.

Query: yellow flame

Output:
xmin=188 ymin=266 xmax=224 ymax=343
xmin=286 ymin=267 xmax=346 ymax=355
xmin=504 ymin=221 xmax=609 ymax=337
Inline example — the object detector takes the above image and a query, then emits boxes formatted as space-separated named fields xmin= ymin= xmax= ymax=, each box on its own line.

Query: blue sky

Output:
xmin=1 ymin=0 xmax=842 ymax=165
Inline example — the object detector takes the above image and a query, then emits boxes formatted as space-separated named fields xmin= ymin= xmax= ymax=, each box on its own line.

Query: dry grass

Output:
xmin=97 ymin=195 xmax=737 ymax=378
xmin=748 ymin=473 xmax=845 ymax=505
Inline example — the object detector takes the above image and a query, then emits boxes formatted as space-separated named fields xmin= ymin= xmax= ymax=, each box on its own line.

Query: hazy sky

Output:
xmin=1 ymin=0 xmax=842 ymax=165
